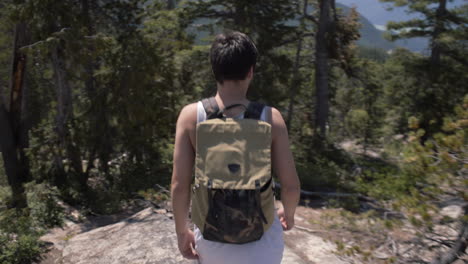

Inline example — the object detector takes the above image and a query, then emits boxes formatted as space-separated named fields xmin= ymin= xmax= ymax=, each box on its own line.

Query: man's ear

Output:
xmin=247 ymin=66 xmax=254 ymax=79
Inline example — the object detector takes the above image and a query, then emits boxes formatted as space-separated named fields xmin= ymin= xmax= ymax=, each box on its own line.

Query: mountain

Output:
xmin=336 ymin=3 xmax=428 ymax=53
xmin=335 ymin=3 xmax=396 ymax=51
xmin=337 ymin=0 xmax=465 ymax=27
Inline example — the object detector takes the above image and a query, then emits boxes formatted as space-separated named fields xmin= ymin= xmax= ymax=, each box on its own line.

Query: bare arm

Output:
xmin=271 ymin=107 xmax=300 ymax=230
xmin=171 ymin=103 xmax=198 ymax=259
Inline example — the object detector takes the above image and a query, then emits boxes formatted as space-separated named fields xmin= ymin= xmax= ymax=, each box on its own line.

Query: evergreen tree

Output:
xmin=0 ymin=1 xmax=32 ymax=209
xmin=183 ymin=0 xmax=299 ymax=104
xmin=379 ymin=0 xmax=468 ymax=139
xmin=380 ymin=0 xmax=468 ymax=69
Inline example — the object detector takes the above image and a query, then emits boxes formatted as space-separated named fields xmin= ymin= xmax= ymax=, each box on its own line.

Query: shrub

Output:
xmin=0 ymin=209 xmax=44 ymax=264
xmin=25 ymin=182 xmax=64 ymax=228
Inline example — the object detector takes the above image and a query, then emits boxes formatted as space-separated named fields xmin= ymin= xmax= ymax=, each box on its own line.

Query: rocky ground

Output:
xmin=36 ymin=200 xmax=357 ymax=264
xmin=36 ymin=198 xmax=466 ymax=264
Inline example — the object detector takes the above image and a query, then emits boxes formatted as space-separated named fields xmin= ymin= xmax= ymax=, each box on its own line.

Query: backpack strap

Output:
xmin=201 ymin=97 xmax=265 ymax=120
xmin=201 ymin=97 xmax=221 ymax=120
xmin=244 ymin=102 xmax=265 ymax=120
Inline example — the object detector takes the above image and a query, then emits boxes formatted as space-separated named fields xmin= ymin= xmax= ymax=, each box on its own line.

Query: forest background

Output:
xmin=0 ymin=0 xmax=466 ymax=263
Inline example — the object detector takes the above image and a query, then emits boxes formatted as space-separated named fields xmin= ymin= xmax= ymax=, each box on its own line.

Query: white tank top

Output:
xmin=194 ymin=101 xmax=284 ymax=264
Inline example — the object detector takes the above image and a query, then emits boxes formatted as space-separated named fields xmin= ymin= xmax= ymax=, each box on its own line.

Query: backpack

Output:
xmin=191 ymin=97 xmax=276 ymax=244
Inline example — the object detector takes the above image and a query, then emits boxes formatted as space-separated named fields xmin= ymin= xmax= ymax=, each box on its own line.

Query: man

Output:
xmin=171 ymin=31 xmax=300 ymax=263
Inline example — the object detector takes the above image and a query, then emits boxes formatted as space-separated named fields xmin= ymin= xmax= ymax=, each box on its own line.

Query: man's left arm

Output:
xmin=171 ymin=103 xmax=198 ymax=259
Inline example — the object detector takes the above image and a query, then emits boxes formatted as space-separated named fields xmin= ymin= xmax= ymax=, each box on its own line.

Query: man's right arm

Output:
xmin=270 ymin=107 xmax=300 ymax=230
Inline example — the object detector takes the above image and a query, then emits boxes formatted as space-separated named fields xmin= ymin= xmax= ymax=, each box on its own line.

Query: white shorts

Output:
xmin=194 ymin=213 xmax=284 ymax=264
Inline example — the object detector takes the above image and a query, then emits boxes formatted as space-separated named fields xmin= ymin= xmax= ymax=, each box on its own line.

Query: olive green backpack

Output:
xmin=191 ymin=97 xmax=275 ymax=244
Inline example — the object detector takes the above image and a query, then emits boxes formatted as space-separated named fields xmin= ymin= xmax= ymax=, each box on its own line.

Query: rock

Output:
xmin=440 ymin=205 xmax=463 ymax=219
xmin=284 ymin=229 xmax=349 ymax=264
xmin=282 ymin=246 xmax=308 ymax=264
xmin=62 ymin=208 xmax=195 ymax=264
xmin=372 ymin=245 xmax=390 ymax=259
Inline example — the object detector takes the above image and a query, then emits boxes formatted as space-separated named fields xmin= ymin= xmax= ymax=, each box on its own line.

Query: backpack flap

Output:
xmin=196 ymin=118 xmax=271 ymax=188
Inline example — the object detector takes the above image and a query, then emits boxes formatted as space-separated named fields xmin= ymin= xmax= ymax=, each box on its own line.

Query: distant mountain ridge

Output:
xmin=336 ymin=3 xmax=428 ymax=52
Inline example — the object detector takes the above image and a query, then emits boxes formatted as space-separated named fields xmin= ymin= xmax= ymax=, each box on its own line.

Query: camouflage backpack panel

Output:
xmin=191 ymin=100 xmax=275 ymax=244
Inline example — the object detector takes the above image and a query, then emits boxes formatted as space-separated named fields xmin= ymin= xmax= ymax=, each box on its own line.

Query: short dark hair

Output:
xmin=210 ymin=32 xmax=258 ymax=84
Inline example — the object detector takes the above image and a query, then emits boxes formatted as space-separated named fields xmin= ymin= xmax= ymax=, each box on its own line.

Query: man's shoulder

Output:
xmin=177 ymin=102 xmax=198 ymax=127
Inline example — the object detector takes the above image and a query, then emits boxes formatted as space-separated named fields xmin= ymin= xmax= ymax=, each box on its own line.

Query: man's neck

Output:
xmin=215 ymin=80 xmax=250 ymax=108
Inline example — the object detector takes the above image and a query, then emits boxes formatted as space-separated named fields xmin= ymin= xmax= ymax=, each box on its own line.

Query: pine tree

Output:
xmin=379 ymin=0 xmax=468 ymax=139
xmin=380 ymin=0 xmax=468 ymax=69
xmin=0 ymin=0 xmax=31 ymax=209
xmin=183 ymin=0 xmax=299 ymax=104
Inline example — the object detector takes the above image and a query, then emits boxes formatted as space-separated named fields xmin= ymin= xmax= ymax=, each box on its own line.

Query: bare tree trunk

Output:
xmin=51 ymin=43 xmax=83 ymax=189
xmin=166 ymin=0 xmax=176 ymax=9
xmin=286 ymin=0 xmax=309 ymax=132
xmin=0 ymin=107 xmax=26 ymax=209
xmin=51 ymin=45 xmax=72 ymax=152
xmin=431 ymin=0 xmax=447 ymax=69
xmin=0 ymin=23 xmax=30 ymax=209
xmin=80 ymin=0 xmax=112 ymax=190
xmin=315 ymin=0 xmax=333 ymax=136
xmin=78 ymin=0 xmax=95 ymax=193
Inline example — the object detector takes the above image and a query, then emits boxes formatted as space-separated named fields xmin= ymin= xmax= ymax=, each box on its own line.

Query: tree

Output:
xmin=380 ymin=0 xmax=468 ymax=70
xmin=307 ymin=0 xmax=360 ymax=136
xmin=183 ymin=0 xmax=299 ymax=104
xmin=398 ymin=96 xmax=467 ymax=264
xmin=313 ymin=0 xmax=333 ymax=136
xmin=378 ymin=0 xmax=468 ymax=140
xmin=0 ymin=21 xmax=30 ymax=209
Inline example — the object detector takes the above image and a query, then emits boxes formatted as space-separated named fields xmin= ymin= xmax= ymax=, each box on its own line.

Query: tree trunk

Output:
xmin=51 ymin=43 xmax=79 ymax=189
xmin=286 ymin=0 xmax=309 ymax=132
xmin=0 ymin=23 xmax=30 ymax=209
xmin=286 ymin=38 xmax=303 ymax=132
xmin=77 ymin=0 xmax=95 ymax=193
xmin=314 ymin=0 xmax=333 ymax=136
xmin=81 ymin=0 xmax=113 ymax=190
xmin=166 ymin=0 xmax=176 ymax=10
xmin=431 ymin=0 xmax=447 ymax=68
xmin=0 ymin=107 xmax=26 ymax=209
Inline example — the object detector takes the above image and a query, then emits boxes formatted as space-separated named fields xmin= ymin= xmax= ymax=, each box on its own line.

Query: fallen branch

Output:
xmin=430 ymin=221 xmax=468 ymax=264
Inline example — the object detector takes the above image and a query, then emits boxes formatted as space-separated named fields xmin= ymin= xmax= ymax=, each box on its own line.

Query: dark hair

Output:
xmin=210 ymin=31 xmax=258 ymax=84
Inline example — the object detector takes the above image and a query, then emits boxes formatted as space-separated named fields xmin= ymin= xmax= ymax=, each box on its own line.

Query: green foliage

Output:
xmin=358 ymin=95 xmax=467 ymax=250
xmin=345 ymin=109 xmax=370 ymax=139
xmin=357 ymin=46 xmax=389 ymax=63
xmin=0 ymin=1 xmax=13 ymax=102
xmin=0 ymin=210 xmax=44 ymax=264
xmin=183 ymin=0 xmax=299 ymax=104
xmin=25 ymin=182 xmax=64 ymax=228
xmin=293 ymin=135 xmax=356 ymax=192
xmin=327 ymin=196 xmax=361 ymax=212
xmin=138 ymin=188 xmax=170 ymax=204
xmin=0 ymin=154 xmax=6 ymax=187
xmin=0 ymin=185 xmax=11 ymax=207
xmin=379 ymin=48 xmax=467 ymax=138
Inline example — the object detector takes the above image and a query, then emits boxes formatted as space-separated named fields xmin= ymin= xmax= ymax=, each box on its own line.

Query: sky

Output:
xmin=337 ymin=0 xmax=466 ymax=28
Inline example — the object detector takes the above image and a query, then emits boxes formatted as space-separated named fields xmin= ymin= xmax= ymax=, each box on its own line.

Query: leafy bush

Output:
xmin=345 ymin=109 xmax=370 ymax=140
xmin=0 ymin=155 xmax=6 ymax=186
xmin=25 ymin=182 xmax=64 ymax=228
xmin=0 ymin=182 xmax=64 ymax=264
xmin=0 ymin=209 xmax=44 ymax=264
xmin=293 ymin=135 xmax=355 ymax=192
